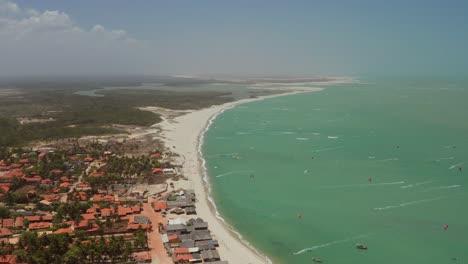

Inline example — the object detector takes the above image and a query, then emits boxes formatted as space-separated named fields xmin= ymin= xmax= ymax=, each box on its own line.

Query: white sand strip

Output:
xmin=147 ymin=88 xmax=323 ymax=263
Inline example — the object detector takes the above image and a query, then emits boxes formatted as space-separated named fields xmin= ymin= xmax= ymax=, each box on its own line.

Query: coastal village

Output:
xmin=0 ymin=137 xmax=228 ymax=264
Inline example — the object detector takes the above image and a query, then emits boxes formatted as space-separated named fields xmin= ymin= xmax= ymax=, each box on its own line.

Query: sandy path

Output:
xmin=141 ymin=198 xmax=172 ymax=264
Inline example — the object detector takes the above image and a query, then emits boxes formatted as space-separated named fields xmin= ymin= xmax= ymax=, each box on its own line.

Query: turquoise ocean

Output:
xmin=203 ymin=79 xmax=468 ymax=264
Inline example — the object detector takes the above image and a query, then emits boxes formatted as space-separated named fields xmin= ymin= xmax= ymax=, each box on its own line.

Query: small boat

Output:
xmin=356 ymin=244 xmax=368 ymax=250
xmin=312 ymin=258 xmax=322 ymax=263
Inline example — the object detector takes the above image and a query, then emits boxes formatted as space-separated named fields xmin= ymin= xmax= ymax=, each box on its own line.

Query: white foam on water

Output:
xmin=313 ymin=146 xmax=344 ymax=153
xmin=292 ymin=234 xmax=372 ymax=255
xmin=439 ymin=185 xmax=461 ymax=189
xmin=377 ymin=158 xmax=399 ymax=162
xmin=296 ymin=137 xmax=309 ymax=141
xmin=317 ymin=181 xmax=405 ymax=189
xmin=374 ymin=196 xmax=445 ymax=211
xmin=279 ymin=131 xmax=296 ymax=134
xmin=206 ymin=152 xmax=240 ymax=158
xmin=368 ymin=156 xmax=375 ymax=159
xmin=449 ymin=162 xmax=464 ymax=170
xmin=236 ymin=132 xmax=250 ymax=135
xmin=437 ymin=157 xmax=455 ymax=161
xmin=400 ymin=181 xmax=434 ymax=189
xmin=198 ymin=96 xmax=304 ymax=264
xmin=327 ymin=136 xmax=339 ymax=139
xmin=422 ymin=185 xmax=461 ymax=192
xmin=215 ymin=170 xmax=255 ymax=178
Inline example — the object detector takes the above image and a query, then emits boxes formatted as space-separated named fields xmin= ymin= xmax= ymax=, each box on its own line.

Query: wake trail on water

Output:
xmin=400 ymin=181 xmax=435 ymax=189
xmin=206 ymin=152 xmax=239 ymax=158
xmin=377 ymin=158 xmax=399 ymax=162
xmin=421 ymin=185 xmax=461 ymax=192
xmin=449 ymin=162 xmax=464 ymax=170
xmin=374 ymin=196 xmax=446 ymax=211
xmin=313 ymin=146 xmax=344 ymax=153
xmin=292 ymin=234 xmax=372 ymax=255
xmin=315 ymin=181 xmax=405 ymax=189
xmin=215 ymin=170 xmax=254 ymax=178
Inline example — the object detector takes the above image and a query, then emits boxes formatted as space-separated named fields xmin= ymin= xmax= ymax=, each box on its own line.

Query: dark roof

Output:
xmin=179 ymin=240 xmax=195 ymax=248
xmin=191 ymin=230 xmax=212 ymax=241
xmin=166 ymin=224 xmax=187 ymax=232
xmin=187 ymin=218 xmax=208 ymax=229
xmin=134 ymin=216 xmax=149 ymax=224
xmin=201 ymin=249 xmax=220 ymax=261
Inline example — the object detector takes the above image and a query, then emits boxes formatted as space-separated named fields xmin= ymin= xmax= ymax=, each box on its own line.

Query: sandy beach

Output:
xmin=143 ymin=87 xmax=323 ymax=263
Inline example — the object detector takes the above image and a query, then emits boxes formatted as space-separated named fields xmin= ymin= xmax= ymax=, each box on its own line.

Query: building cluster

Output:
xmin=154 ymin=190 xmax=228 ymax=264
xmin=0 ymin=147 xmax=174 ymax=263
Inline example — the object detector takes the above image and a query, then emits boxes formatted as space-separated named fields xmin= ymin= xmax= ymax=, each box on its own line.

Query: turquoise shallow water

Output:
xmin=203 ymin=79 xmax=468 ymax=264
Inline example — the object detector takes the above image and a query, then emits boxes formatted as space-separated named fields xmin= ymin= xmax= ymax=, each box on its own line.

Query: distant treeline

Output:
xmin=0 ymin=84 xmax=232 ymax=147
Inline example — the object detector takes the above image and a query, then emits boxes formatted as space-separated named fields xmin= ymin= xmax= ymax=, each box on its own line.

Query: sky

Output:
xmin=1 ymin=0 xmax=467 ymax=77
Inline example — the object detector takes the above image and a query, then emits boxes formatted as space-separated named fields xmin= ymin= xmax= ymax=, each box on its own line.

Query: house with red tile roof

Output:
xmin=54 ymin=227 xmax=74 ymax=236
xmin=10 ymin=164 xmax=22 ymax=169
xmin=153 ymin=201 xmax=168 ymax=212
xmin=100 ymin=208 xmax=112 ymax=217
xmin=0 ymin=255 xmax=19 ymax=264
xmin=60 ymin=182 xmax=70 ymax=188
xmin=0 ymin=219 xmax=15 ymax=228
xmin=152 ymin=168 xmax=164 ymax=174
xmin=133 ymin=251 xmax=151 ymax=263
xmin=60 ymin=176 xmax=70 ymax=182
xmin=81 ymin=213 xmax=96 ymax=221
xmin=90 ymin=171 xmax=106 ymax=177
xmin=28 ymin=222 xmax=51 ymax=230
xmin=15 ymin=217 xmax=23 ymax=228
xmin=23 ymin=176 xmax=42 ymax=184
xmin=0 ymin=228 xmax=12 ymax=238
xmin=176 ymin=254 xmax=193 ymax=263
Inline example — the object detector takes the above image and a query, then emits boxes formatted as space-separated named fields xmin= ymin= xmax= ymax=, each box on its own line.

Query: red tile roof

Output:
xmin=90 ymin=171 xmax=106 ymax=177
xmin=50 ymin=169 xmax=63 ymax=175
xmin=81 ymin=213 xmax=96 ymax=220
xmin=0 ymin=255 xmax=18 ymax=264
xmin=153 ymin=201 xmax=168 ymax=211
xmin=60 ymin=176 xmax=70 ymax=182
xmin=24 ymin=176 xmax=42 ymax=183
xmin=29 ymin=222 xmax=51 ymax=230
xmin=174 ymin=248 xmax=190 ymax=254
xmin=0 ymin=219 xmax=14 ymax=228
xmin=176 ymin=254 xmax=193 ymax=262
xmin=152 ymin=168 xmax=164 ymax=174
xmin=54 ymin=227 xmax=74 ymax=236
xmin=100 ymin=208 xmax=112 ymax=217
xmin=15 ymin=217 xmax=23 ymax=228
xmin=0 ymin=228 xmax=12 ymax=238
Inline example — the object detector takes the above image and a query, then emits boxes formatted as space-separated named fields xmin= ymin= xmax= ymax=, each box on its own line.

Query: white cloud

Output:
xmin=0 ymin=0 xmax=145 ymax=76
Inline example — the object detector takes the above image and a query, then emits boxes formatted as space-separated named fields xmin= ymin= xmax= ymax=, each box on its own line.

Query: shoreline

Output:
xmin=145 ymin=88 xmax=323 ymax=263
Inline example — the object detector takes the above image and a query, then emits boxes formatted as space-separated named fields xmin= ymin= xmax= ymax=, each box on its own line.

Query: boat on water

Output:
xmin=312 ymin=258 xmax=323 ymax=263
xmin=356 ymin=244 xmax=368 ymax=250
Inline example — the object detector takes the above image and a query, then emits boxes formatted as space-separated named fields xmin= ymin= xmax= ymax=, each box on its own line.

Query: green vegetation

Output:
xmin=0 ymin=82 xmax=233 ymax=147
xmin=10 ymin=231 xmax=141 ymax=264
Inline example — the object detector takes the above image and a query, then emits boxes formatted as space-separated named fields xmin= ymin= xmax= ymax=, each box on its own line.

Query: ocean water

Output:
xmin=203 ymin=79 xmax=468 ymax=264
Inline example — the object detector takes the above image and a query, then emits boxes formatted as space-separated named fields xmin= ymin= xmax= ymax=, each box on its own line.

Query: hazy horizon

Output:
xmin=1 ymin=0 xmax=467 ymax=77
